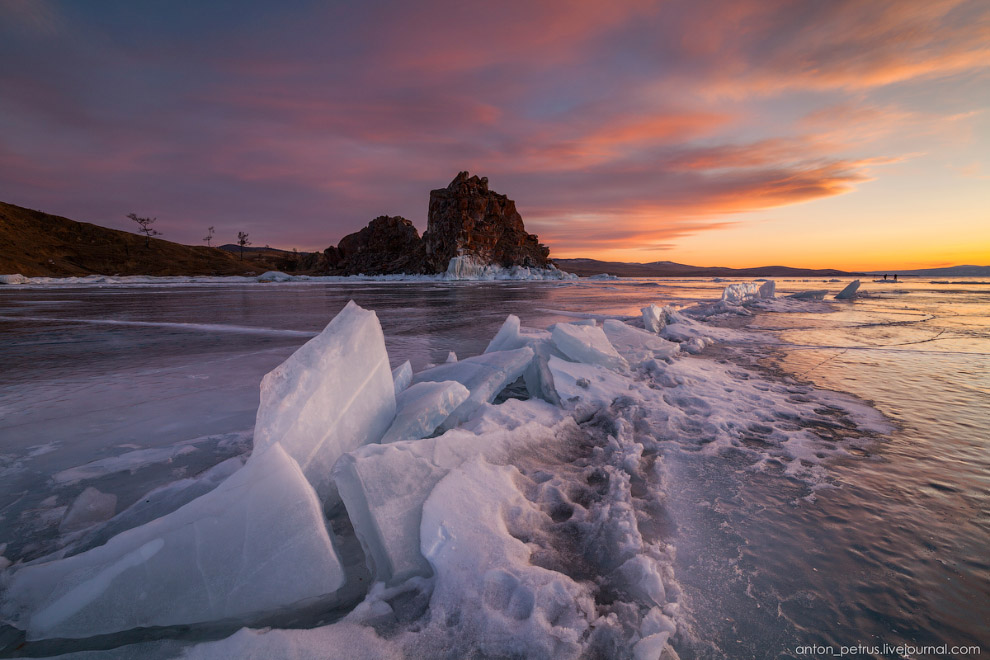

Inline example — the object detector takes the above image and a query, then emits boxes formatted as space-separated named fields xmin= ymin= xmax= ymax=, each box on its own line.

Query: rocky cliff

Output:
xmin=320 ymin=172 xmax=551 ymax=275
xmin=422 ymin=172 xmax=550 ymax=272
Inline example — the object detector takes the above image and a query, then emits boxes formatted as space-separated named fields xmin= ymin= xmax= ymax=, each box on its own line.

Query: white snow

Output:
xmin=253 ymin=300 xmax=396 ymax=506
xmin=0 ymin=273 xmax=29 ymax=284
xmin=2 ymin=444 xmax=345 ymax=640
xmin=380 ymin=380 xmax=470 ymax=444
xmin=550 ymin=322 xmax=628 ymax=371
xmin=548 ymin=356 xmax=632 ymax=408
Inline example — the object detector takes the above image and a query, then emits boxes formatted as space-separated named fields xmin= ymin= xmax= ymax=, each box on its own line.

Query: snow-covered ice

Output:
xmin=720 ymin=280 xmax=775 ymax=304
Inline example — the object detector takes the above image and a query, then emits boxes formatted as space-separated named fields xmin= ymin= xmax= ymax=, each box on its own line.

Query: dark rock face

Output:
xmin=422 ymin=172 xmax=550 ymax=272
xmin=330 ymin=215 xmax=427 ymax=275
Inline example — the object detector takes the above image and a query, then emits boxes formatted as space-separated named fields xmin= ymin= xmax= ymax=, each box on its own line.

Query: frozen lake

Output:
xmin=1 ymin=277 xmax=987 ymax=657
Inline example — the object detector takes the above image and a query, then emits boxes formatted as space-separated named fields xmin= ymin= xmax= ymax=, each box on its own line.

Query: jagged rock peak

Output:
xmin=423 ymin=172 xmax=550 ymax=272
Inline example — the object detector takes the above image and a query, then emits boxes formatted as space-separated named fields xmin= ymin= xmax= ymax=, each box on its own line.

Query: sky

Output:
xmin=1 ymin=0 xmax=988 ymax=270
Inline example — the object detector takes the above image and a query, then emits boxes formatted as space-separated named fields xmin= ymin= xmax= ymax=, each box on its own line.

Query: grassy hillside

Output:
xmin=0 ymin=202 xmax=264 ymax=277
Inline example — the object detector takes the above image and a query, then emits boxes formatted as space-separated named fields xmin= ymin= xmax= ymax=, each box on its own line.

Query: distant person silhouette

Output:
xmin=883 ymin=274 xmax=887 ymax=281
xmin=893 ymin=274 xmax=898 ymax=282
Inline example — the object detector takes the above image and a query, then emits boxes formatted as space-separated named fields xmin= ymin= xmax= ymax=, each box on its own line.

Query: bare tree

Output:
xmin=237 ymin=231 xmax=251 ymax=260
xmin=127 ymin=213 xmax=161 ymax=248
xmin=203 ymin=226 xmax=215 ymax=247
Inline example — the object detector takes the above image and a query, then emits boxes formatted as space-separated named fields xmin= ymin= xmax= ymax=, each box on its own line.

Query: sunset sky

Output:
xmin=1 ymin=0 xmax=988 ymax=270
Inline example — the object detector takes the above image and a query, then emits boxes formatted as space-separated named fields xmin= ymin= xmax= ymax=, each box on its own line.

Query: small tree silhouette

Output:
xmin=237 ymin=231 xmax=251 ymax=260
xmin=127 ymin=213 xmax=161 ymax=248
xmin=203 ymin=226 xmax=215 ymax=247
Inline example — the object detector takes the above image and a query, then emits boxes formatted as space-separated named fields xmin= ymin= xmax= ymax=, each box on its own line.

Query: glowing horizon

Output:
xmin=1 ymin=0 xmax=987 ymax=270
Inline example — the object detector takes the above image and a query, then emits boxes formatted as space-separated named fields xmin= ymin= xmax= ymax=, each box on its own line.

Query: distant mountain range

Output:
xmin=864 ymin=265 xmax=990 ymax=277
xmin=553 ymin=258 xmax=859 ymax=278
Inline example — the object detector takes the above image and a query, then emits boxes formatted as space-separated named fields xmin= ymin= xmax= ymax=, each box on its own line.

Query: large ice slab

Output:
xmin=485 ymin=315 xmax=560 ymax=404
xmin=834 ymin=280 xmax=861 ymax=300
xmin=720 ymin=280 xmax=775 ymax=304
xmin=548 ymin=356 xmax=632 ymax=408
xmin=551 ymin=323 xmax=628 ymax=371
xmin=380 ymin=380 xmax=470 ymax=444
xmin=602 ymin=320 xmax=680 ymax=364
xmin=253 ymin=300 xmax=396 ymax=505
xmin=642 ymin=304 xmax=666 ymax=333
xmin=412 ymin=347 xmax=534 ymax=430
xmin=334 ymin=416 xmax=568 ymax=585
xmin=2 ymin=444 xmax=345 ymax=640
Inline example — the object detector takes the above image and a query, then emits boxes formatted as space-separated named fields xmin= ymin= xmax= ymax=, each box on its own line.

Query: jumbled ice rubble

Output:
xmin=1 ymin=288 xmax=750 ymax=649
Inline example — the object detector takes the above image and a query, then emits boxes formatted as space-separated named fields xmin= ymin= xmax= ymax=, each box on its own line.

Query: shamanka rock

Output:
xmin=422 ymin=172 xmax=550 ymax=272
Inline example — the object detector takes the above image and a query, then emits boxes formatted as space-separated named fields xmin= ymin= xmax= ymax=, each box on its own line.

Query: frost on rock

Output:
xmin=253 ymin=300 xmax=396 ymax=506
xmin=1 ymin=444 xmax=345 ymax=640
xmin=602 ymin=320 xmax=680 ymax=364
xmin=333 ymin=420 xmax=568 ymax=585
xmin=413 ymin=347 xmax=535 ymax=431
xmin=59 ymin=488 xmax=117 ymax=534
xmin=835 ymin=279 xmax=861 ymax=300
xmin=550 ymin=323 xmax=628 ymax=371
xmin=380 ymin=380 xmax=470 ymax=444
xmin=420 ymin=458 xmax=596 ymax=659
xmin=720 ymin=280 xmax=775 ymax=304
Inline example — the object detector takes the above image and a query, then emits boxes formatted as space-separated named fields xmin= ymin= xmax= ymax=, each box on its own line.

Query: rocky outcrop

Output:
xmin=422 ymin=172 xmax=550 ymax=272
xmin=318 ymin=173 xmax=552 ymax=276
xmin=328 ymin=215 xmax=427 ymax=275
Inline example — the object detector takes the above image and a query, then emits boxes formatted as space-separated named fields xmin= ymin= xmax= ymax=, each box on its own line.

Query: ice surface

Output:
xmin=642 ymin=304 xmax=666 ymax=333
xmin=256 ymin=271 xmax=295 ymax=282
xmin=391 ymin=360 xmax=413 ymax=395
xmin=412 ymin=347 xmax=534 ymax=430
xmin=380 ymin=380 xmax=470 ymax=444
xmin=602 ymin=319 xmax=680 ymax=364
xmin=58 ymin=488 xmax=117 ymax=534
xmin=720 ymin=280 xmax=775 ymax=304
xmin=835 ymin=279 xmax=861 ymax=300
xmin=333 ymin=419 xmax=569 ymax=584
xmin=0 ymin=273 xmax=29 ymax=284
xmin=550 ymin=323 xmax=628 ymax=371
xmin=2 ymin=444 xmax=345 ymax=640
xmin=253 ymin=300 xmax=396 ymax=505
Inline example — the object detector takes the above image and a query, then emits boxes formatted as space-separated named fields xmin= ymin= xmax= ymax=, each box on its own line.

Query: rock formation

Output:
xmin=326 ymin=216 xmax=427 ymax=275
xmin=318 ymin=172 xmax=551 ymax=275
xmin=422 ymin=172 xmax=550 ymax=272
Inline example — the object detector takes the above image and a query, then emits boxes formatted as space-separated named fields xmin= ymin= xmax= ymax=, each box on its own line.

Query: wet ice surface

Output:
xmin=0 ymin=277 xmax=988 ymax=658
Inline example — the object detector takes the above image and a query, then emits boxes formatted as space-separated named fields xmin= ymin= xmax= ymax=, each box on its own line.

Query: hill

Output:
xmin=553 ymin=258 xmax=858 ymax=278
xmin=0 ymin=201 xmax=275 ymax=277
xmin=864 ymin=265 xmax=990 ymax=277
